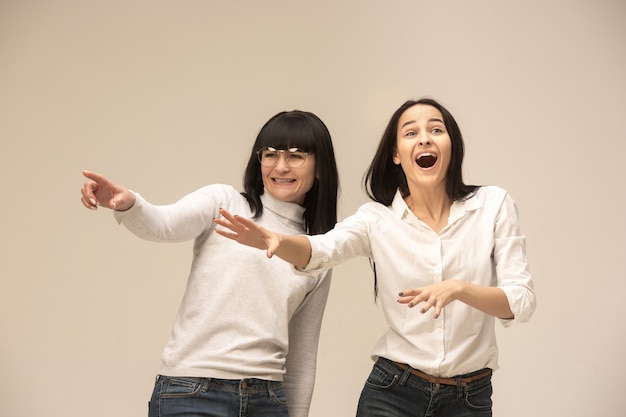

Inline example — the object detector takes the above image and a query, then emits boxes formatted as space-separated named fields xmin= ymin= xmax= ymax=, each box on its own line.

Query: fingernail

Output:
xmin=89 ymin=198 xmax=97 ymax=206
xmin=398 ymin=292 xmax=404 ymax=296
xmin=111 ymin=202 xmax=117 ymax=209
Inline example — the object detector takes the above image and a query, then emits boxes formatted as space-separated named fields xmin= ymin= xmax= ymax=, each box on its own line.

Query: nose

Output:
xmin=274 ymin=153 xmax=291 ymax=170
xmin=418 ymin=134 xmax=432 ymax=146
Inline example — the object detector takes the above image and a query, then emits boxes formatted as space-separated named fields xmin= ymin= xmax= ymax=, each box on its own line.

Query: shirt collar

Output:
xmin=390 ymin=188 xmax=483 ymax=222
xmin=391 ymin=190 xmax=409 ymax=217
xmin=261 ymin=190 xmax=306 ymax=226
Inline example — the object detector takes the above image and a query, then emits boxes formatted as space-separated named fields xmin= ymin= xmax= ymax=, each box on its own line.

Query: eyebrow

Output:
xmin=400 ymin=118 xmax=444 ymax=129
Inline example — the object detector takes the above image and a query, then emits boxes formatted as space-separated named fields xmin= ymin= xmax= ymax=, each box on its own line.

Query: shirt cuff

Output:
xmin=291 ymin=236 xmax=329 ymax=276
xmin=499 ymin=284 xmax=536 ymax=327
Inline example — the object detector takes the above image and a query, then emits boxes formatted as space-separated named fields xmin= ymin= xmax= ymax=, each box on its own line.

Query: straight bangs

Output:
xmin=255 ymin=115 xmax=319 ymax=154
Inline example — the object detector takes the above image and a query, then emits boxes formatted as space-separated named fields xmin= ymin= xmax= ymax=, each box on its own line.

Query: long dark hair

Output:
xmin=364 ymin=97 xmax=478 ymax=205
xmin=364 ymin=98 xmax=478 ymax=298
xmin=242 ymin=110 xmax=339 ymax=234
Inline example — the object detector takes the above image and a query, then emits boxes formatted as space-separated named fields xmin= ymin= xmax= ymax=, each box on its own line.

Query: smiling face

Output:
xmin=261 ymin=150 xmax=317 ymax=205
xmin=393 ymin=104 xmax=452 ymax=192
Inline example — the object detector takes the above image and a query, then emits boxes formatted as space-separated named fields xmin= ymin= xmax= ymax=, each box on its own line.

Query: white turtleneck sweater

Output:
xmin=114 ymin=184 xmax=331 ymax=417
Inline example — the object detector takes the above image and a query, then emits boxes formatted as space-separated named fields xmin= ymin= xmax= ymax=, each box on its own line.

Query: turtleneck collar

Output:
xmin=260 ymin=190 xmax=306 ymax=229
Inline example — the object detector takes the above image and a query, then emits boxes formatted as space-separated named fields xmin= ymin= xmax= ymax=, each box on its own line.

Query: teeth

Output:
xmin=274 ymin=179 xmax=295 ymax=183
xmin=417 ymin=153 xmax=434 ymax=159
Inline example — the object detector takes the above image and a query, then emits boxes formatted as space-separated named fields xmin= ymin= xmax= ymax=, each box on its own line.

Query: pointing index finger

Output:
xmin=82 ymin=170 xmax=108 ymax=183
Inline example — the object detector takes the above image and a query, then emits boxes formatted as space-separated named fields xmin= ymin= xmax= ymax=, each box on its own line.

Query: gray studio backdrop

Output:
xmin=1 ymin=1 xmax=624 ymax=416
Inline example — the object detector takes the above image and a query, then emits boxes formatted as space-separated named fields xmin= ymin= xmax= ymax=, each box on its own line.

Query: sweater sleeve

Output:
xmin=283 ymin=271 xmax=332 ymax=417
xmin=113 ymin=185 xmax=228 ymax=242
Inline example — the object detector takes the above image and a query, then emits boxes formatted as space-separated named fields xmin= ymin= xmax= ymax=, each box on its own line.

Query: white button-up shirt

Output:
xmin=302 ymin=186 xmax=536 ymax=377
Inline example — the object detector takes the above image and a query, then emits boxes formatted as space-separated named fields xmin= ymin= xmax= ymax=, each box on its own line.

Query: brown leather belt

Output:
xmin=393 ymin=362 xmax=492 ymax=387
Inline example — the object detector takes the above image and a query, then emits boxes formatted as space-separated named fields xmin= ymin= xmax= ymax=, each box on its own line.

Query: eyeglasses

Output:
xmin=256 ymin=147 xmax=309 ymax=168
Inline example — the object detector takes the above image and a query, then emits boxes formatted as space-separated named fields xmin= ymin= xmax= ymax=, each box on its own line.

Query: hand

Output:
xmin=80 ymin=170 xmax=135 ymax=211
xmin=214 ymin=208 xmax=282 ymax=258
xmin=397 ymin=280 xmax=464 ymax=319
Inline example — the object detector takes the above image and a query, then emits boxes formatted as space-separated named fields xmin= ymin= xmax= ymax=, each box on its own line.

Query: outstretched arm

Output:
xmin=214 ymin=208 xmax=312 ymax=269
xmin=80 ymin=170 xmax=136 ymax=211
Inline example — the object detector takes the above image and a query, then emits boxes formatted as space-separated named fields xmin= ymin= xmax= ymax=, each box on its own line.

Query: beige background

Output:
xmin=1 ymin=1 xmax=625 ymax=416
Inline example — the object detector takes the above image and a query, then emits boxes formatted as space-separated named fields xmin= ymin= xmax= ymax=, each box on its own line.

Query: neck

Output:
xmin=404 ymin=185 xmax=451 ymax=233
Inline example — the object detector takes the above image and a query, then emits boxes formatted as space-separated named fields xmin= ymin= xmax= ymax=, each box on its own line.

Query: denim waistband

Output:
xmin=157 ymin=375 xmax=282 ymax=394
xmin=376 ymin=357 xmax=492 ymax=388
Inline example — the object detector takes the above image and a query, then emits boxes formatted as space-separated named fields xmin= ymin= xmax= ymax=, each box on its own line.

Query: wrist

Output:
xmin=113 ymin=191 xmax=136 ymax=211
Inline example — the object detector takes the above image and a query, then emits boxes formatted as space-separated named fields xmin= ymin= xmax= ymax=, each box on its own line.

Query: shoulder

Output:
xmin=335 ymin=201 xmax=394 ymax=231
xmin=354 ymin=200 xmax=394 ymax=217
xmin=472 ymin=186 xmax=522 ymax=220
xmin=474 ymin=185 xmax=509 ymax=203
xmin=183 ymin=184 xmax=251 ymax=211
xmin=189 ymin=184 xmax=245 ymax=203
xmin=194 ymin=183 xmax=240 ymax=196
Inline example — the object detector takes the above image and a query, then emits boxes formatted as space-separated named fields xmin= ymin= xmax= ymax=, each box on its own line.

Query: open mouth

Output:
xmin=272 ymin=178 xmax=296 ymax=184
xmin=416 ymin=153 xmax=437 ymax=168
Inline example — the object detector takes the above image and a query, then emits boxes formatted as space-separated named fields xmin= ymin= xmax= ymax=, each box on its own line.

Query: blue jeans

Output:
xmin=356 ymin=358 xmax=493 ymax=417
xmin=148 ymin=375 xmax=289 ymax=417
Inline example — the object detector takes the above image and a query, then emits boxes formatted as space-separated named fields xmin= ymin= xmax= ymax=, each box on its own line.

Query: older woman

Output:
xmin=81 ymin=110 xmax=340 ymax=417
